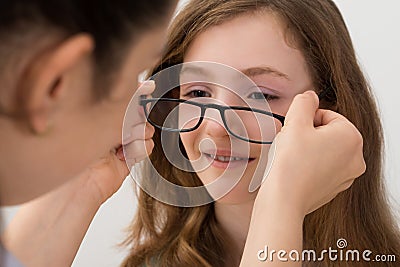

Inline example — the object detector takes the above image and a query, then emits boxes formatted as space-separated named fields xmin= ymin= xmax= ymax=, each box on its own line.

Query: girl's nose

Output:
xmin=201 ymin=108 xmax=229 ymax=139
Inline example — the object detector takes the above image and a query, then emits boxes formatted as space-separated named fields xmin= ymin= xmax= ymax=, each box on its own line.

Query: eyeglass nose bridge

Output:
xmin=196 ymin=103 xmax=231 ymax=134
xmin=199 ymin=103 xmax=258 ymax=141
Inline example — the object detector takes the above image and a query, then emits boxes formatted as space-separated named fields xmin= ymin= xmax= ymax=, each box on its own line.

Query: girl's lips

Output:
xmin=203 ymin=152 xmax=255 ymax=169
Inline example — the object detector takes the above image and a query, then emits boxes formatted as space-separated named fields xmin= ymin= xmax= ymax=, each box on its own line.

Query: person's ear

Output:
xmin=19 ymin=34 xmax=94 ymax=134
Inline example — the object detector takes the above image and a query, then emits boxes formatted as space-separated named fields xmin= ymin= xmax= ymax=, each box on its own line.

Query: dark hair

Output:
xmin=0 ymin=0 xmax=175 ymax=98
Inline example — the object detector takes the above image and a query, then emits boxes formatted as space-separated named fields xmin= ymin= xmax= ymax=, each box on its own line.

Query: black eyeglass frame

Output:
xmin=140 ymin=97 xmax=285 ymax=144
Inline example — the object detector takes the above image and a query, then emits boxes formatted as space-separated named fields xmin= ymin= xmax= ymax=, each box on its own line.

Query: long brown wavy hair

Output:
xmin=122 ymin=0 xmax=400 ymax=266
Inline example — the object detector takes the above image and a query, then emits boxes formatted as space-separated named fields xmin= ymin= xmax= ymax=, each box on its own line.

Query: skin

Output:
xmin=181 ymin=12 xmax=364 ymax=267
xmin=0 ymin=3 xmax=178 ymax=266
xmin=242 ymin=90 xmax=365 ymax=267
xmin=180 ymin=12 xmax=312 ymax=265
xmin=2 ymin=8 xmax=365 ymax=267
xmin=0 ymin=26 xmax=165 ymax=205
xmin=181 ymin=12 xmax=312 ymax=202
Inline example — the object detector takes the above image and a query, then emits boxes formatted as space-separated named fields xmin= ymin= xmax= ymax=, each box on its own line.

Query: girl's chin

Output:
xmin=198 ymin=174 xmax=259 ymax=204
xmin=213 ymin=189 xmax=259 ymax=204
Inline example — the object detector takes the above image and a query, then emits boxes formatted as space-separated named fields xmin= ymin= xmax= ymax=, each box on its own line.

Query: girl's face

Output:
xmin=181 ymin=12 xmax=313 ymax=203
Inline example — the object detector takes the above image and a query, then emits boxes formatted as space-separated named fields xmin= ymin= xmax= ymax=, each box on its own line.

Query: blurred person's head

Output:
xmin=0 ymin=0 xmax=178 ymax=205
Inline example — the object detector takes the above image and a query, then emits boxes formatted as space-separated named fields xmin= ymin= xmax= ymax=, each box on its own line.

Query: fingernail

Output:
xmin=305 ymin=91 xmax=319 ymax=102
xmin=142 ymin=80 xmax=155 ymax=87
xmin=304 ymin=90 xmax=316 ymax=96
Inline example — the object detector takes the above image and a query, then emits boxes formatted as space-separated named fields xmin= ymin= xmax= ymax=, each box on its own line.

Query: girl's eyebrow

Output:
xmin=180 ymin=65 xmax=210 ymax=77
xmin=241 ymin=66 xmax=290 ymax=81
xmin=179 ymin=64 xmax=290 ymax=84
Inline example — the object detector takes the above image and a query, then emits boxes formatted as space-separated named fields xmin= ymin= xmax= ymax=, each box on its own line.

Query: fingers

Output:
xmin=120 ymin=80 xmax=156 ymax=164
xmin=284 ymin=91 xmax=319 ymax=128
xmin=122 ymin=121 xmax=155 ymax=163
xmin=123 ymin=122 xmax=154 ymax=145
xmin=317 ymin=112 xmax=366 ymax=180
xmin=123 ymin=80 xmax=156 ymax=145
xmin=112 ymin=151 xmax=130 ymax=177
xmin=136 ymin=80 xmax=155 ymax=97
xmin=314 ymin=109 xmax=365 ymax=180
xmin=313 ymin=109 xmax=344 ymax=127
xmin=123 ymin=138 xmax=154 ymax=164
xmin=121 ymin=121 xmax=155 ymax=165
xmin=135 ymin=80 xmax=155 ymax=117
xmin=123 ymin=80 xmax=156 ymax=131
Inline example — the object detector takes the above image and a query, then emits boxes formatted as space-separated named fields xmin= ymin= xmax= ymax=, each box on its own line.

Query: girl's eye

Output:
xmin=248 ymin=92 xmax=279 ymax=101
xmin=182 ymin=88 xmax=211 ymax=98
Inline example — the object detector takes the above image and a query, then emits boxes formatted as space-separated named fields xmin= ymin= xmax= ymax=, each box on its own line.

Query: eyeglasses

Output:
xmin=140 ymin=97 xmax=285 ymax=144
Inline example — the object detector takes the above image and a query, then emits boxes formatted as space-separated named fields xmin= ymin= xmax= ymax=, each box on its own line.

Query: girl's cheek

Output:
xmin=180 ymin=133 xmax=193 ymax=153
xmin=269 ymin=99 xmax=291 ymax=115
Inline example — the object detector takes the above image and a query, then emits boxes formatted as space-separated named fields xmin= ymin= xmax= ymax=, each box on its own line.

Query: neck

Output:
xmin=214 ymin=199 xmax=255 ymax=265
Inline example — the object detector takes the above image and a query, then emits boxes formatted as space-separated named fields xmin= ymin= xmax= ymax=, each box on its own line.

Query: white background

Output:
xmin=1 ymin=1 xmax=399 ymax=266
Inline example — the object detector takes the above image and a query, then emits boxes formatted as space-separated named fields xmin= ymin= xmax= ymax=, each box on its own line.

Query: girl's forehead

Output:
xmin=185 ymin=13 xmax=291 ymax=60
xmin=183 ymin=12 xmax=311 ymax=91
xmin=184 ymin=12 xmax=286 ymax=58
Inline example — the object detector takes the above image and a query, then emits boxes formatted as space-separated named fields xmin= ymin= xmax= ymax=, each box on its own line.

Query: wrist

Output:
xmin=255 ymin=173 xmax=306 ymax=222
xmin=71 ymin=171 xmax=107 ymax=208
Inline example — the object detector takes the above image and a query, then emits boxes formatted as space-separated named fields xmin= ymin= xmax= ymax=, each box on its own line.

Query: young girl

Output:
xmin=122 ymin=0 xmax=400 ymax=266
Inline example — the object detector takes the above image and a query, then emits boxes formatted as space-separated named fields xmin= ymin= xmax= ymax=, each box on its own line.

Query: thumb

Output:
xmin=136 ymin=80 xmax=156 ymax=96
xmin=284 ymin=91 xmax=319 ymax=127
